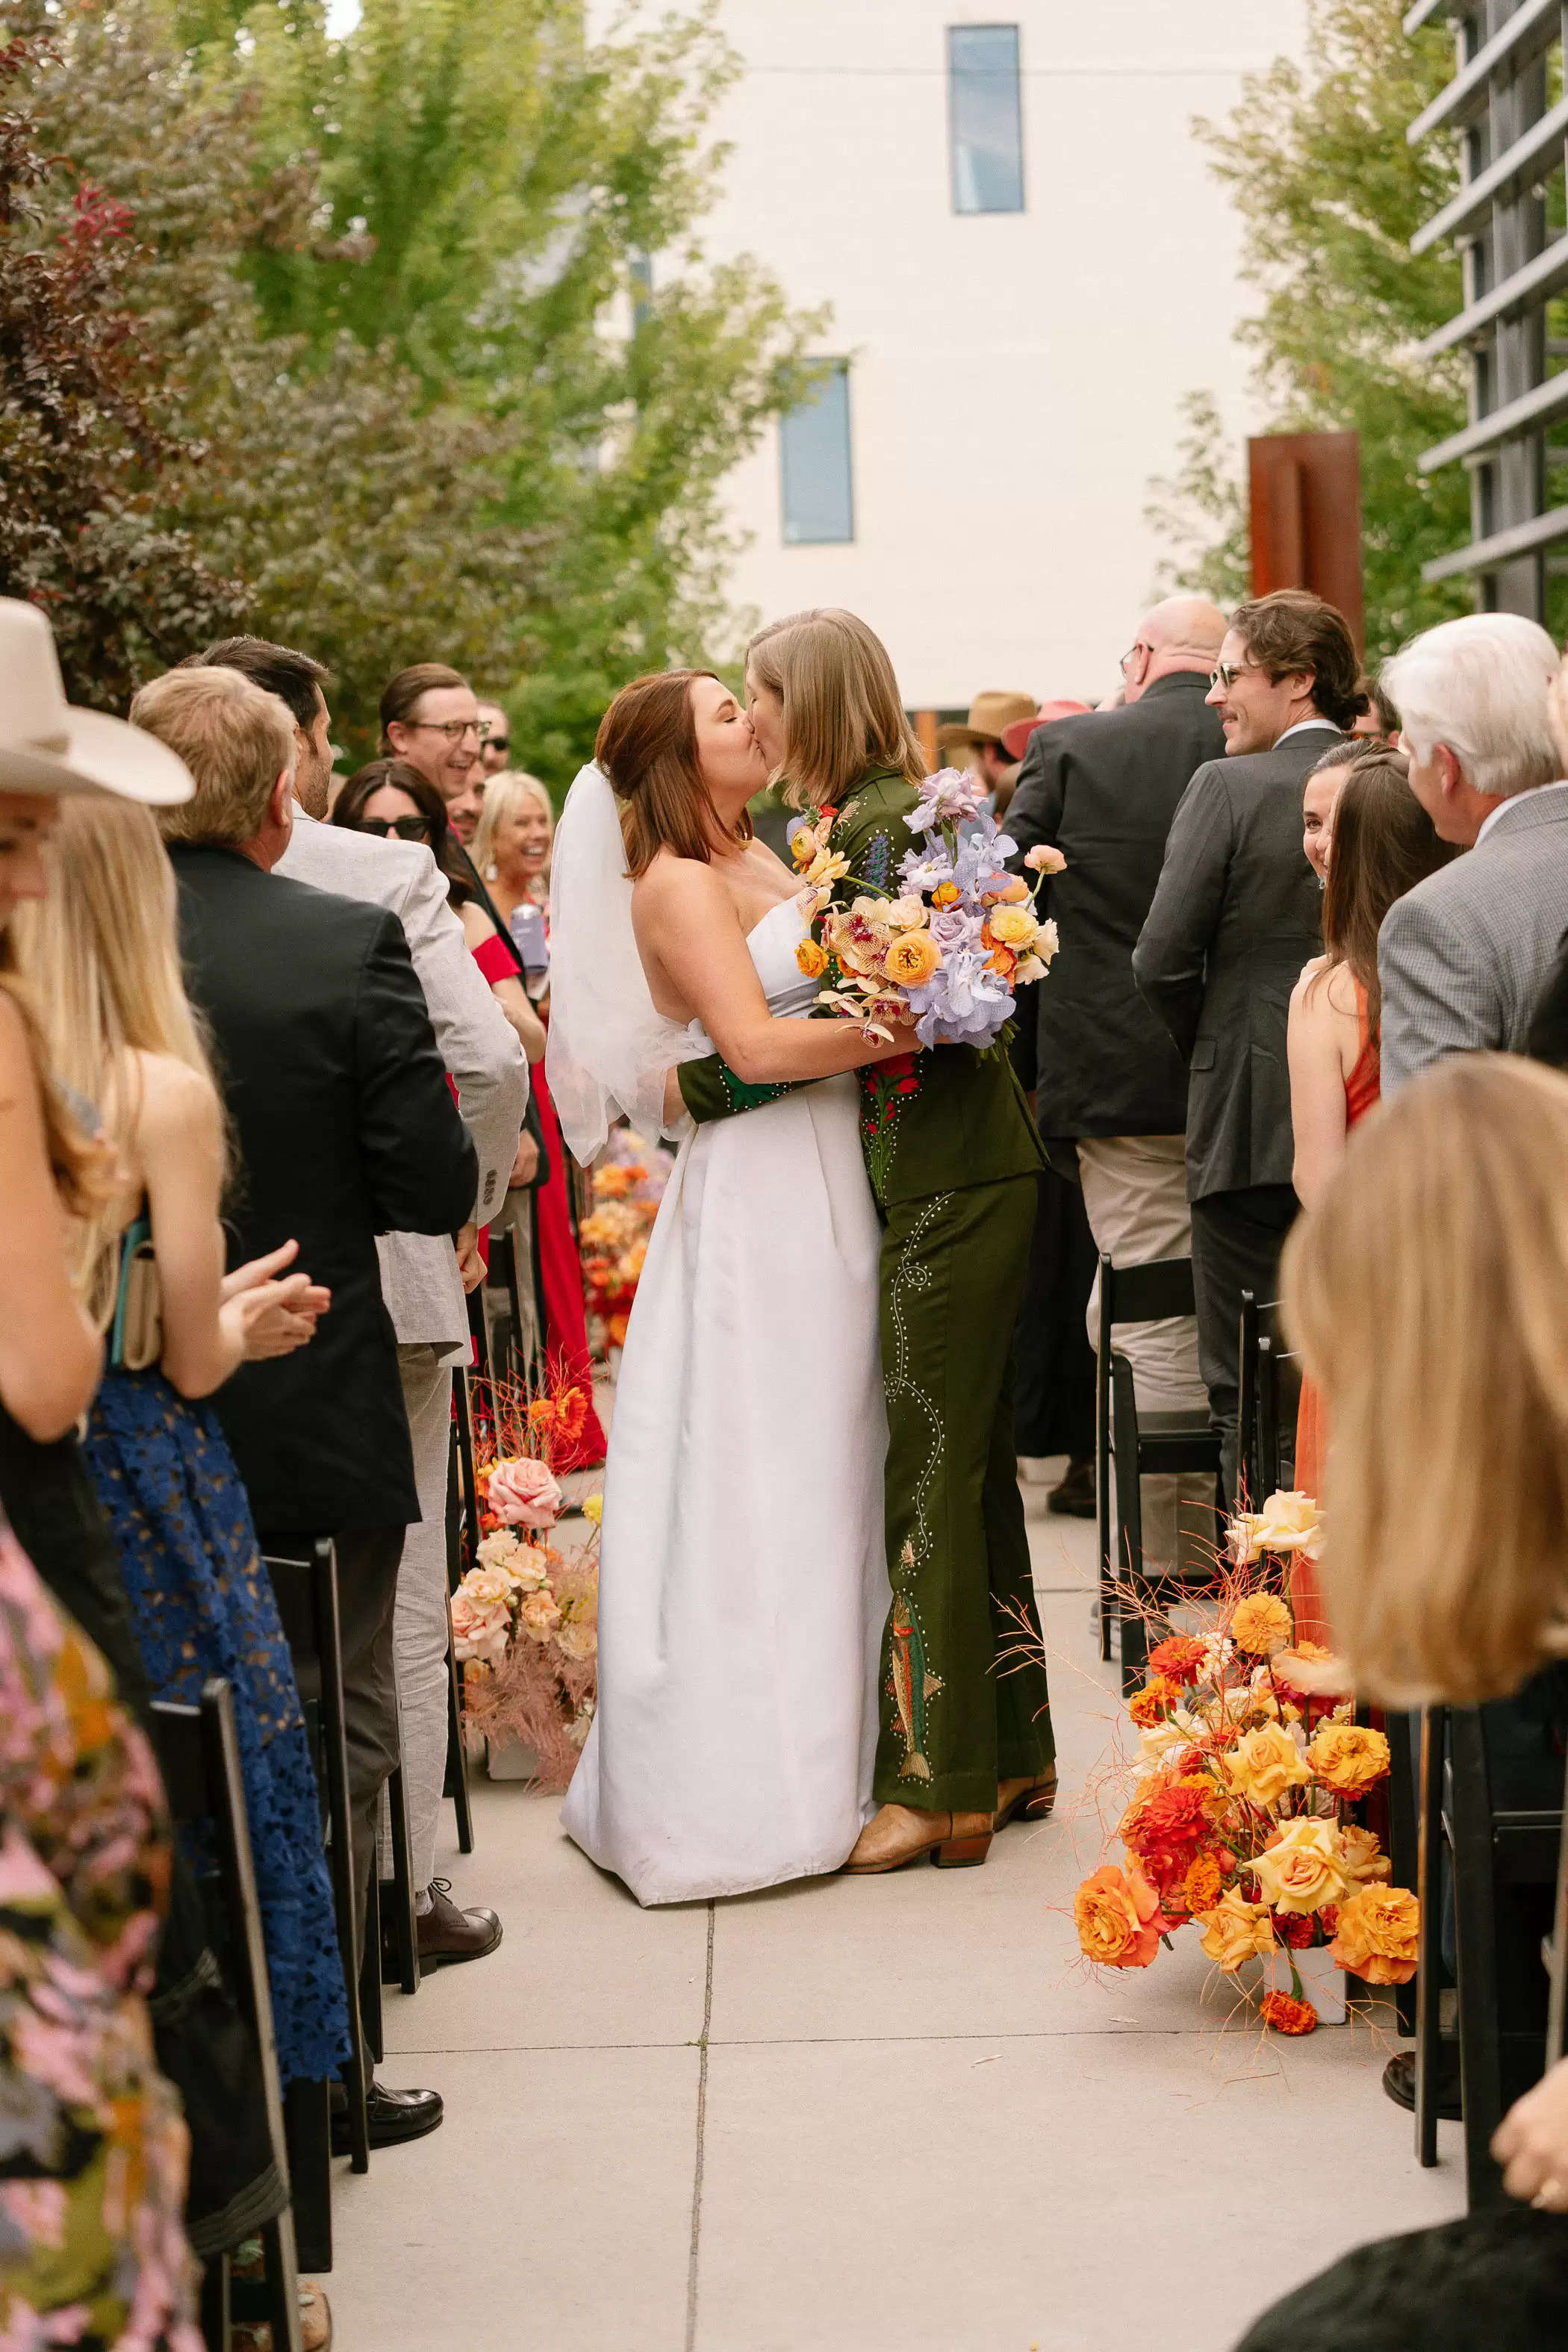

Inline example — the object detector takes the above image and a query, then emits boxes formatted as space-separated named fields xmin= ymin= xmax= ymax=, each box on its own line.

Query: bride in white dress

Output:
xmin=549 ymin=669 xmax=912 ymax=1905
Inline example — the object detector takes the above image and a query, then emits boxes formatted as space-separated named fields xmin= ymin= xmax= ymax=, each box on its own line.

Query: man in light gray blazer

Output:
xmin=1134 ymin=590 xmax=1360 ymax=1504
xmin=1378 ymin=613 xmax=1568 ymax=1093
xmin=205 ymin=638 xmax=526 ymax=1970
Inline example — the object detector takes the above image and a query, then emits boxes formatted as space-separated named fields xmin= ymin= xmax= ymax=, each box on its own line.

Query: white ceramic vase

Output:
xmin=1264 ymin=1941 xmax=1347 ymax=2024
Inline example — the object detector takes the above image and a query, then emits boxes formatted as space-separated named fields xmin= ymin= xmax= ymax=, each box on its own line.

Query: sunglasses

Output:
xmin=358 ymin=815 xmax=432 ymax=841
xmin=487 ymin=736 xmax=511 ymax=756
xmin=1209 ymin=662 xmax=1262 ymax=692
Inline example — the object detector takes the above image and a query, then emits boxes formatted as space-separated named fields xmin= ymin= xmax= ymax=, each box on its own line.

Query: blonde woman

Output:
xmin=13 ymin=796 xmax=352 ymax=2092
xmin=674 ymin=611 xmax=1057 ymax=1875
xmin=1239 ymin=1051 xmax=1568 ymax=2344
xmin=473 ymin=767 xmax=555 ymax=920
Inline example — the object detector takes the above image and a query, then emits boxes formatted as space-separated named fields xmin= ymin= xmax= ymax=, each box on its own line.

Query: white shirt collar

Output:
xmin=1475 ymin=777 xmax=1568 ymax=849
xmin=1275 ymin=718 xmax=1342 ymax=748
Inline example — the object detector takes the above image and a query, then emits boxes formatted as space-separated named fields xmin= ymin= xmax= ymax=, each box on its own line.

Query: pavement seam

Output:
xmin=684 ymin=1901 xmax=716 ymax=2352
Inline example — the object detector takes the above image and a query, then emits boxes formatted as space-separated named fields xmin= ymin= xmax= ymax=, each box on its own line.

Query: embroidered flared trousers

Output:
xmin=872 ymin=1175 xmax=1056 ymax=1814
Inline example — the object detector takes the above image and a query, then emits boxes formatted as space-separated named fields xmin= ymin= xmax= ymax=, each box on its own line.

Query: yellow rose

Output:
xmin=987 ymin=903 xmax=1038 ymax=948
xmin=1340 ymin=1823 xmax=1391 ymax=1885
xmin=1328 ymin=1885 xmax=1419 ymax=1985
xmin=1307 ymin=1720 xmax=1392 ymax=1797
xmin=1248 ymin=1817 xmax=1349 ymax=1915
xmin=795 ymin=939 xmax=828 ymax=980
xmin=1224 ymin=1722 xmax=1313 ymax=1811
xmin=1195 ymin=1889 xmax=1275 ymax=1972
xmin=1230 ymin=1591 xmax=1294 ymax=1656
xmin=885 ymin=932 xmax=942 ymax=986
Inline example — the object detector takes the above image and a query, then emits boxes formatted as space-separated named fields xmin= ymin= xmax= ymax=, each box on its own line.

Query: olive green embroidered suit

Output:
xmin=678 ymin=770 xmax=1056 ymax=1811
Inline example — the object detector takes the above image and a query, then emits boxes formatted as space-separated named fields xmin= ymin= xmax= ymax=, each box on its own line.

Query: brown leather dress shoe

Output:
xmin=995 ymin=1770 xmax=1058 ymax=1830
xmin=416 ymin=1879 xmax=502 ymax=1967
xmin=843 ymin=1802 xmax=994 ymax=1873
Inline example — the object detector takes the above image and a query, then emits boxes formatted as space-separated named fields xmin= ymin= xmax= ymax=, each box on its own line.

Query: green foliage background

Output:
xmin=1148 ymin=0 xmax=1475 ymax=665
xmin=4 ymin=0 xmax=822 ymax=783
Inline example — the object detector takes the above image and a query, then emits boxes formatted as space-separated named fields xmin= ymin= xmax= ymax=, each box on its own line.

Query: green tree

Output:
xmin=1151 ymin=0 xmax=1472 ymax=661
xmin=235 ymin=0 xmax=821 ymax=782
xmin=17 ymin=0 xmax=821 ymax=782
xmin=0 ymin=15 xmax=249 ymax=704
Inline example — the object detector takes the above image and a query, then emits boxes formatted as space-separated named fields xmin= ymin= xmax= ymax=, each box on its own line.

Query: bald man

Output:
xmin=1007 ymin=596 xmax=1228 ymax=1670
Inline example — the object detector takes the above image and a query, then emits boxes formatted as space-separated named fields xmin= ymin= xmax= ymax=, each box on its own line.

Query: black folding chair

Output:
xmin=443 ymin=1374 xmax=481 ymax=1855
xmin=1416 ymin=1704 xmax=1564 ymax=2204
xmin=153 ymin=1682 xmax=303 ymax=2352
xmin=1095 ymin=1252 xmax=1222 ymax=1693
xmin=264 ymin=1541 xmax=370 ymax=2230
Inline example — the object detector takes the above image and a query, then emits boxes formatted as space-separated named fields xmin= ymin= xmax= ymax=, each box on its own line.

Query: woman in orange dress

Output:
xmin=1285 ymin=741 xmax=1457 ymax=1639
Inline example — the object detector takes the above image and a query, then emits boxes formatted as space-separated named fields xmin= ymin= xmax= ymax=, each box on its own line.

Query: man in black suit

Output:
xmin=1008 ymin=594 xmax=1228 ymax=1578
xmin=134 ymin=664 xmax=477 ymax=2152
xmin=1133 ymin=589 xmax=1358 ymax=1505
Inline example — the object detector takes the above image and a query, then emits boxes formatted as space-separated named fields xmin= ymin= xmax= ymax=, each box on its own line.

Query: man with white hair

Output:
xmin=1379 ymin=612 xmax=1568 ymax=1091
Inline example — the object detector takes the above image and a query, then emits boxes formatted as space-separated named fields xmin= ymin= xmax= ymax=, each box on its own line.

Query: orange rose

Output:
xmin=1328 ymin=1885 xmax=1419 ymax=1985
xmin=1073 ymin=1862 xmax=1166 ymax=1970
xmin=1307 ymin=1721 xmax=1391 ymax=1796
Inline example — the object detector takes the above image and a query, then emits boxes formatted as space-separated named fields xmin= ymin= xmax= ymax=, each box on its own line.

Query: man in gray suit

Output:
xmin=202 ymin=638 xmax=527 ymax=1970
xmin=1378 ymin=612 xmax=1568 ymax=1092
xmin=1133 ymin=589 xmax=1360 ymax=1503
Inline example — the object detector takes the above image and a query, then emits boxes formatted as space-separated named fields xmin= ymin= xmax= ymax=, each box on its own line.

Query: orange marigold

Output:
xmin=1128 ymin=1676 xmax=1178 ymax=1729
xmin=1183 ymin=1853 xmax=1224 ymax=1913
xmin=1260 ymin=1988 xmax=1318 ymax=2035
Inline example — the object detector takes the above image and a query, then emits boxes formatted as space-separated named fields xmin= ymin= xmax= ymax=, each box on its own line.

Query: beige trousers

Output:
xmin=1077 ymin=1136 xmax=1214 ymax=1581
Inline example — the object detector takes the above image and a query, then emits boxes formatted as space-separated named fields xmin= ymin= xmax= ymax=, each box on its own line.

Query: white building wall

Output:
xmin=675 ymin=0 xmax=1310 ymax=707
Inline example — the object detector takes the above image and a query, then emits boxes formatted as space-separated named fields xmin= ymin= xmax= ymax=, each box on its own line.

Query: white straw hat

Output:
xmin=0 ymin=598 xmax=193 ymax=804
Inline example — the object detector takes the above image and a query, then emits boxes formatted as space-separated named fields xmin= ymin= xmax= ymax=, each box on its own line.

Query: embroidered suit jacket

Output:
xmin=676 ymin=767 xmax=1045 ymax=1209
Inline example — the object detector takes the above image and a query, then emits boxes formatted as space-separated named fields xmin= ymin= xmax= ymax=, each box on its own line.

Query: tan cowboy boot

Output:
xmin=844 ymin=1802 xmax=994 ymax=1874
xmin=994 ymin=1770 xmax=1059 ymax=1831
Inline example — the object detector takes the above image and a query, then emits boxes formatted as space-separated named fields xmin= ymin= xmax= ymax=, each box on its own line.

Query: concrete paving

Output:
xmin=327 ymin=1461 xmax=1465 ymax=2351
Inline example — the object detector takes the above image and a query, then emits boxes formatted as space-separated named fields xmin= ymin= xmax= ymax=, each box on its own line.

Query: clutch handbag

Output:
xmin=109 ymin=1214 xmax=163 ymax=1372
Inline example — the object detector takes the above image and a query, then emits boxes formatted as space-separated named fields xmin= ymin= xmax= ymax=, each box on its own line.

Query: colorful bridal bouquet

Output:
xmin=578 ymin=1126 xmax=673 ymax=1356
xmin=454 ymin=1375 xmax=600 ymax=1788
xmin=1073 ymin=1494 xmax=1419 ymax=2034
xmin=787 ymin=768 xmax=1063 ymax=1048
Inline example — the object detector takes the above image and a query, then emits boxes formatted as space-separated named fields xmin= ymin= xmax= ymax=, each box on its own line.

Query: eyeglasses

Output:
xmin=358 ymin=815 xmax=433 ymax=841
xmin=1119 ymin=642 xmax=1150 ymax=674
xmin=405 ymin=719 xmax=491 ymax=744
xmin=1209 ymin=662 xmax=1261 ymax=692
xmin=486 ymin=737 xmax=511 ymax=756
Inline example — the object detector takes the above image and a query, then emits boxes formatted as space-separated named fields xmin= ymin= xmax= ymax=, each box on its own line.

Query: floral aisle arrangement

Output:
xmin=1072 ymin=1493 xmax=1419 ymax=2034
xmin=451 ymin=1374 xmax=601 ymax=1789
xmin=577 ymin=1125 xmax=673 ymax=1357
xmin=787 ymin=768 xmax=1064 ymax=1050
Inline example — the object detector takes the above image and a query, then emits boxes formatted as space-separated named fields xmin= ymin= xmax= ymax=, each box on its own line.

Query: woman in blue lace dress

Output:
xmin=13 ymin=795 xmax=352 ymax=2089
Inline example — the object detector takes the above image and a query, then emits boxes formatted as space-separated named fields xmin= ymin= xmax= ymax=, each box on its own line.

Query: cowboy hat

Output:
xmin=0 ymin=599 xmax=193 ymax=803
xmin=1000 ymin=700 xmax=1093 ymax=762
xmin=936 ymin=690 xmax=1037 ymax=753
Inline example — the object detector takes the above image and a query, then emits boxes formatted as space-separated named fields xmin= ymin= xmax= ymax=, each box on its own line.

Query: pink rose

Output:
xmin=451 ymin=1588 xmax=511 ymax=1667
xmin=487 ymin=1456 xmax=564 ymax=1530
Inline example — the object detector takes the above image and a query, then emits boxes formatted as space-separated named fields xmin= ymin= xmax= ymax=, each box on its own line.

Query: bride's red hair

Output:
xmin=595 ymin=670 xmax=751 ymax=878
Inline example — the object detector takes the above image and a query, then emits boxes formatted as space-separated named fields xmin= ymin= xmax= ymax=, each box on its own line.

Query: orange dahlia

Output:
xmin=1128 ymin=1676 xmax=1178 ymax=1729
xmin=1148 ymin=1634 xmax=1207 ymax=1683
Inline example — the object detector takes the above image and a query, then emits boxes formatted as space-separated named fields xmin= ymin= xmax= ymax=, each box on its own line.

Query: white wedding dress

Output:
xmin=560 ymin=896 xmax=889 ymax=1905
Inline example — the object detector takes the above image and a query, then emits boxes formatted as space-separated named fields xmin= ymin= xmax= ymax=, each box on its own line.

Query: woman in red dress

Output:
xmin=470 ymin=773 xmax=607 ymax=1472
xmin=1285 ymin=742 xmax=1457 ymax=1637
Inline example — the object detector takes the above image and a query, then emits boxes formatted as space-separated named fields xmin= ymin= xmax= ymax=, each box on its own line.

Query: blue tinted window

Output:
xmin=780 ymin=362 xmax=853 ymax=545
xmin=948 ymin=25 xmax=1024 ymax=214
